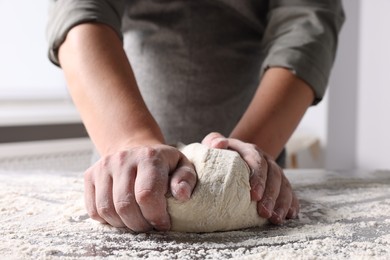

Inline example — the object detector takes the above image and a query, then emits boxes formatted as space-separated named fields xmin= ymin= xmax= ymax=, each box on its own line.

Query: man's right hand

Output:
xmin=57 ymin=24 xmax=198 ymax=232
xmin=83 ymin=144 xmax=197 ymax=232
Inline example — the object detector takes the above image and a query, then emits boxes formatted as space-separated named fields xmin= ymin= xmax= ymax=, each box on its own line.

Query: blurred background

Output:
xmin=0 ymin=0 xmax=389 ymax=171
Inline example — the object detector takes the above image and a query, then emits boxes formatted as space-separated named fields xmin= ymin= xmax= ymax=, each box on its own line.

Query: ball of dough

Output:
xmin=167 ymin=143 xmax=267 ymax=232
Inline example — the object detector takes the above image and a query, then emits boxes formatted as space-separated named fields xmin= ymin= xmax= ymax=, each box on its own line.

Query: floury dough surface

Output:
xmin=1 ymin=166 xmax=390 ymax=258
xmin=167 ymin=143 xmax=266 ymax=232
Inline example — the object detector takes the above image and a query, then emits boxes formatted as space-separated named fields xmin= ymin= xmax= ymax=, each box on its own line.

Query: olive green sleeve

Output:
xmin=260 ymin=0 xmax=345 ymax=104
xmin=46 ymin=0 xmax=125 ymax=66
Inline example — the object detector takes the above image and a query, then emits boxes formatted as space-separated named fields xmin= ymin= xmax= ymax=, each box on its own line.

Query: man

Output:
xmin=47 ymin=0 xmax=344 ymax=232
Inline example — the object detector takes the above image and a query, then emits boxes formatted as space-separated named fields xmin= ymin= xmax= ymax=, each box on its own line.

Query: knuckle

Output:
xmin=101 ymin=155 xmax=112 ymax=168
xmin=181 ymin=165 xmax=196 ymax=177
xmin=243 ymin=144 xmax=257 ymax=155
xmin=136 ymin=189 xmax=157 ymax=205
xmin=98 ymin=157 xmax=114 ymax=176
xmin=208 ymin=132 xmax=221 ymax=139
xmin=249 ymin=143 xmax=258 ymax=151
xmin=97 ymin=206 xmax=115 ymax=219
xmin=251 ymin=144 xmax=263 ymax=154
xmin=84 ymin=168 xmax=94 ymax=181
xmin=173 ymin=168 xmax=196 ymax=185
xmin=244 ymin=157 xmax=261 ymax=170
xmin=142 ymin=146 xmax=158 ymax=158
xmin=118 ymin=150 xmax=130 ymax=167
xmin=115 ymin=201 xmax=132 ymax=215
xmin=88 ymin=208 xmax=102 ymax=221
xmin=138 ymin=147 xmax=165 ymax=165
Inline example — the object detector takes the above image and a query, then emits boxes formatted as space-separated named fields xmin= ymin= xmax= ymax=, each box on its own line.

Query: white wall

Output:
xmin=357 ymin=0 xmax=390 ymax=170
xmin=325 ymin=0 xmax=390 ymax=171
xmin=326 ymin=0 xmax=360 ymax=170
xmin=293 ymin=1 xmax=357 ymax=170
xmin=295 ymin=96 xmax=328 ymax=146
xmin=0 ymin=1 xmax=66 ymax=100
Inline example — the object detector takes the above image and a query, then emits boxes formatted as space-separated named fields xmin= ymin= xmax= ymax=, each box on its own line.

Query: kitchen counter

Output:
xmin=1 ymin=169 xmax=389 ymax=259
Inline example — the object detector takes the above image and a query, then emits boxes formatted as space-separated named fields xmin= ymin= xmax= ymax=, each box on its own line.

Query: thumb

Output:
xmin=201 ymin=132 xmax=229 ymax=149
xmin=170 ymin=155 xmax=197 ymax=201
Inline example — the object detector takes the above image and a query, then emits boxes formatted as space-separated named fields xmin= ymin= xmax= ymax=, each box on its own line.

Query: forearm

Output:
xmin=58 ymin=23 xmax=164 ymax=156
xmin=230 ymin=68 xmax=314 ymax=159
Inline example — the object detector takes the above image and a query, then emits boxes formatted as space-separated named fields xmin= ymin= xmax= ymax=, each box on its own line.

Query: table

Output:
xmin=1 ymin=169 xmax=389 ymax=259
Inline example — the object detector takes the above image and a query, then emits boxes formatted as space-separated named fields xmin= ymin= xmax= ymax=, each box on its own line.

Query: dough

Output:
xmin=167 ymin=143 xmax=267 ymax=232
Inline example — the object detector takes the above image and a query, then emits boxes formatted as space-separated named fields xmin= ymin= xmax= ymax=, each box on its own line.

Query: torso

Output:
xmin=122 ymin=0 xmax=267 ymax=144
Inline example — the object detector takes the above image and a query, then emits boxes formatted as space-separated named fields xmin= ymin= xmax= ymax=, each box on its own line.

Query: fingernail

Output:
xmin=174 ymin=181 xmax=192 ymax=201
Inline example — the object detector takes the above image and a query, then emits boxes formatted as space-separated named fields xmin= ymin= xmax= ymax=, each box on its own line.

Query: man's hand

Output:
xmin=202 ymin=132 xmax=299 ymax=225
xmin=84 ymin=144 xmax=197 ymax=232
xmin=58 ymin=24 xmax=199 ymax=231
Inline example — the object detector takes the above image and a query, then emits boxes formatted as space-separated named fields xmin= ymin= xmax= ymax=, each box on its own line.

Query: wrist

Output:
xmin=99 ymin=129 xmax=166 ymax=156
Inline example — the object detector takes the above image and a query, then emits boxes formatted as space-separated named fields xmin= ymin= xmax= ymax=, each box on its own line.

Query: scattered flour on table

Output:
xmin=1 ymin=170 xmax=390 ymax=259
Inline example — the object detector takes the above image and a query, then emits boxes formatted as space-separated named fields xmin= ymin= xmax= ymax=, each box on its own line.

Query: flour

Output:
xmin=1 ymin=169 xmax=390 ymax=259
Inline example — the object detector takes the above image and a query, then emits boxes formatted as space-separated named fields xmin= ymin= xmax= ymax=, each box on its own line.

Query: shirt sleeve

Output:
xmin=46 ymin=0 xmax=125 ymax=66
xmin=260 ymin=0 xmax=345 ymax=104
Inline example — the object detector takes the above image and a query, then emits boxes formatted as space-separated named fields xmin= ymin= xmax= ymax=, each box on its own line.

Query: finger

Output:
xmin=223 ymin=139 xmax=267 ymax=201
xmin=135 ymin=151 xmax=171 ymax=231
xmin=84 ymin=168 xmax=107 ymax=224
xmin=286 ymin=192 xmax=300 ymax=219
xmin=201 ymin=132 xmax=229 ymax=149
xmin=170 ymin=155 xmax=197 ymax=201
xmin=95 ymin=159 xmax=125 ymax=227
xmin=247 ymin=153 xmax=267 ymax=201
xmin=269 ymin=176 xmax=293 ymax=225
xmin=112 ymin=166 xmax=152 ymax=232
xmin=257 ymin=159 xmax=282 ymax=219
